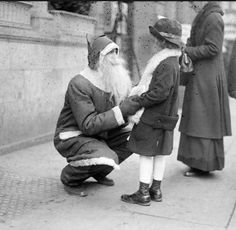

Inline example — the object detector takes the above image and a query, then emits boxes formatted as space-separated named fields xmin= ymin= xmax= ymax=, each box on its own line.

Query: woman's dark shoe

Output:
xmin=149 ymin=188 xmax=162 ymax=202
xmin=184 ymin=170 xmax=196 ymax=177
xmin=121 ymin=182 xmax=151 ymax=206
xmin=184 ymin=168 xmax=210 ymax=177
xmin=93 ymin=176 xmax=115 ymax=186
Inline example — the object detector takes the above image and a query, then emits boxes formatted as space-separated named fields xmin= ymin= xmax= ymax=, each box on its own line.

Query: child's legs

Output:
xmin=153 ymin=155 xmax=166 ymax=181
xmin=139 ymin=155 xmax=153 ymax=184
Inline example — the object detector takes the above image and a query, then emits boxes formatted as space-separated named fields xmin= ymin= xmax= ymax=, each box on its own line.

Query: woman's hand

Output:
xmin=229 ymin=91 xmax=236 ymax=99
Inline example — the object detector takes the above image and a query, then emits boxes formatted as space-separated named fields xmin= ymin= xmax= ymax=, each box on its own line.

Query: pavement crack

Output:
xmin=117 ymin=207 xmax=223 ymax=229
xmin=132 ymin=211 xmax=222 ymax=229
xmin=225 ymin=198 xmax=236 ymax=229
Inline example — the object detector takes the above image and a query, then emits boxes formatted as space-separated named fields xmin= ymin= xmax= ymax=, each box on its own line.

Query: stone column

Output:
xmin=132 ymin=1 xmax=157 ymax=80
xmin=89 ymin=1 xmax=105 ymax=36
xmin=165 ymin=2 xmax=177 ymax=20
xmin=30 ymin=1 xmax=54 ymax=34
xmin=30 ymin=1 xmax=52 ymax=18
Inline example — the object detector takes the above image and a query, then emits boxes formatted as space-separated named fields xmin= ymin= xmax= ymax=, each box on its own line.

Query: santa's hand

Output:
xmin=119 ymin=96 xmax=141 ymax=117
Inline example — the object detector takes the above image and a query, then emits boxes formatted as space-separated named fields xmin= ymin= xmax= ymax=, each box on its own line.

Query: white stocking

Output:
xmin=153 ymin=155 xmax=166 ymax=181
xmin=139 ymin=155 xmax=153 ymax=184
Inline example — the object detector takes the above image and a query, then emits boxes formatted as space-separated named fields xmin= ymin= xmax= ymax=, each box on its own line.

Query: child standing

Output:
xmin=121 ymin=18 xmax=182 ymax=206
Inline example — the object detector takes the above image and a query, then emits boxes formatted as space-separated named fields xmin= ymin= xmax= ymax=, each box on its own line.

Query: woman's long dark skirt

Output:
xmin=177 ymin=133 xmax=224 ymax=171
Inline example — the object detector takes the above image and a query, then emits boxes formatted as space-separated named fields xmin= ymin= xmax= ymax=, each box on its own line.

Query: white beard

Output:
xmin=99 ymin=55 xmax=132 ymax=105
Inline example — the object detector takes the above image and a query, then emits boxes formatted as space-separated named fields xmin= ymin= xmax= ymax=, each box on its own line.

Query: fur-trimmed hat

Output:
xmin=149 ymin=18 xmax=182 ymax=48
xmin=87 ymin=34 xmax=119 ymax=62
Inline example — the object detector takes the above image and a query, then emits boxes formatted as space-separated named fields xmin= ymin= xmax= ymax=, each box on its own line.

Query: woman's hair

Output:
xmin=157 ymin=37 xmax=180 ymax=49
xmin=88 ymin=51 xmax=100 ymax=70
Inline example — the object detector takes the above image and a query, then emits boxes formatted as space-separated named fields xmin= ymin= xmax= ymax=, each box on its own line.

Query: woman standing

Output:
xmin=177 ymin=1 xmax=232 ymax=177
xmin=228 ymin=39 xmax=236 ymax=99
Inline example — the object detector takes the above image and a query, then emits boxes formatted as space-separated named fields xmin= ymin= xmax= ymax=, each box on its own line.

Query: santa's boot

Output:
xmin=149 ymin=179 xmax=162 ymax=202
xmin=121 ymin=182 xmax=151 ymax=206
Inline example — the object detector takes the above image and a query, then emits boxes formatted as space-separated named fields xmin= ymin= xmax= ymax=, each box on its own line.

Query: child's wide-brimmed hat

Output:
xmin=149 ymin=18 xmax=182 ymax=48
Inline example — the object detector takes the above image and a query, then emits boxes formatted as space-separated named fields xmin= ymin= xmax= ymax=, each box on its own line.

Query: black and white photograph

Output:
xmin=0 ymin=1 xmax=236 ymax=229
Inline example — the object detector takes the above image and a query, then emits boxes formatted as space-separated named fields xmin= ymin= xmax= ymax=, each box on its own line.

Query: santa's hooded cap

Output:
xmin=86 ymin=34 xmax=119 ymax=63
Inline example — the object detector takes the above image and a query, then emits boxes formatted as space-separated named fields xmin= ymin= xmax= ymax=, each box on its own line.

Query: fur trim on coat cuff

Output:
xmin=69 ymin=157 xmax=120 ymax=170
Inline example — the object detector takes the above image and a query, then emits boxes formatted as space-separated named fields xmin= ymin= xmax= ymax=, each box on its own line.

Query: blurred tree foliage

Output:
xmin=48 ymin=0 xmax=95 ymax=15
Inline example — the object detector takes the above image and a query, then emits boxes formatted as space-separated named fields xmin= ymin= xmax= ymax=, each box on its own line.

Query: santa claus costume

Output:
xmin=54 ymin=35 xmax=140 ymax=195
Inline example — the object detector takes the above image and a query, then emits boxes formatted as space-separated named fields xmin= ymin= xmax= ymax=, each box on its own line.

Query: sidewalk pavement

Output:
xmin=0 ymin=99 xmax=236 ymax=230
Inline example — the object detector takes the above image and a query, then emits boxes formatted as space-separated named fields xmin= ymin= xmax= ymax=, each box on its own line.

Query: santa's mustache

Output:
xmin=104 ymin=55 xmax=125 ymax=66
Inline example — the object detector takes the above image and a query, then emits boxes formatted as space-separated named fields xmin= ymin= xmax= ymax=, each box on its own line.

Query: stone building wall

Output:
xmin=0 ymin=1 xmax=96 ymax=154
xmin=2 ymin=1 xmax=236 ymax=154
